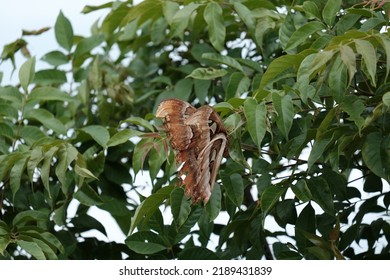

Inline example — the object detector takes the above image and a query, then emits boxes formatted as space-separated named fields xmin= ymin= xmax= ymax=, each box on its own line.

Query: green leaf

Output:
xmin=122 ymin=116 xmax=155 ymax=132
xmin=307 ymin=177 xmax=334 ymax=215
xmin=174 ymin=78 xmax=193 ymax=101
xmin=54 ymin=11 xmax=73 ymax=51
xmin=362 ymin=132 xmax=390 ymax=181
xmin=170 ymin=3 xmax=200 ymax=39
xmin=18 ymin=57 xmax=36 ymax=92
xmin=107 ymin=129 xmax=142 ymax=147
xmin=376 ymin=34 xmax=390 ymax=81
xmin=80 ymin=125 xmax=110 ymax=148
xmin=261 ymin=185 xmax=286 ymax=217
xmin=12 ymin=209 xmax=49 ymax=226
xmin=297 ymin=51 xmax=335 ymax=90
xmin=24 ymin=108 xmax=67 ymax=135
xmin=256 ymin=54 xmax=304 ymax=95
xmin=383 ymin=92 xmax=390 ymax=107
xmin=205 ymin=183 xmax=221 ymax=221
xmin=194 ymin=79 xmax=211 ymax=104
xmin=73 ymin=34 xmax=105 ymax=59
xmin=339 ymin=44 xmax=356 ymax=85
xmin=303 ymin=1 xmax=321 ymax=20
xmin=10 ymin=153 xmax=29 ymax=202
xmin=33 ymin=69 xmax=67 ymax=85
xmin=272 ymin=92 xmax=294 ymax=140
xmin=285 ymin=21 xmax=326 ymax=51
xmin=342 ymin=95 xmax=365 ymax=131
xmin=226 ymin=72 xmax=250 ymax=99
xmin=354 ymin=39 xmax=377 ymax=86
xmin=243 ymin=99 xmax=267 ymax=151
xmin=73 ymin=184 xmax=103 ymax=206
xmin=307 ymin=136 xmax=333 ymax=171
xmin=17 ymin=239 xmax=46 ymax=260
xmin=148 ymin=141 xmax=167 ymax=180
xmin=204 ymin=2 xmax=225 ymax=52
xmin=202 ymin=53 xmax=244 ymax=72
xmin=322 ymin=0 xmax=342 ymax=27
xmin=0 ymin=235 xmax=11 ymax=255
xmin=328 ymin=56 xmax=348 ymax=102
xmin=291 ymin=179 xmax=312 ymax=202
xmin=74 ymin=164 xmax=99 ymax=181
xmin=125 ymin=231 xmax=167 ymax=254
xmin=170 ymin=188 xmax=192 ymax=228
xmin=187 ymin=67 xmax=228 ymax=80
xmin=295 ymin=202 xmax=316 ymax=250
xmin=233 ymin=2 xmax=255 ymax=31
xmin=41 ymin=146 xmax=60 ymax=198
xmin=221 ymin=173 xmax=244 ymax=207
xmin=55 ymin=143 xmax=78 ymax=190
xmin=41 ymin=50 xmax=69 ymax=66
xmin=28 ymin=87 xmax=74 ymax=103
xmin=130 ymin=185 xmax=174 ymax=234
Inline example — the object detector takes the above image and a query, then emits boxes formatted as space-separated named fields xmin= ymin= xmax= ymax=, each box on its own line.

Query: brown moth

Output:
xmin=156 ymin=98 xmax=229 ymax=204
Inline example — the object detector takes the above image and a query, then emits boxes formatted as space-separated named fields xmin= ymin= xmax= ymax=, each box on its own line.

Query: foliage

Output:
xmin=1 ymin=0 xmax=390 ymax=260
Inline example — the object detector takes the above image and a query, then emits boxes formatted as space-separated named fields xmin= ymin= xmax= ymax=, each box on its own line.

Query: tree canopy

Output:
xmin=1 ymin=0 xmax=390 ymax=260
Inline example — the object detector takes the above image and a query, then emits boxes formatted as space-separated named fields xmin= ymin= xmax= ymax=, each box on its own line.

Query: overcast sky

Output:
xmin=0 ymin=0 xmax=108 ymax=82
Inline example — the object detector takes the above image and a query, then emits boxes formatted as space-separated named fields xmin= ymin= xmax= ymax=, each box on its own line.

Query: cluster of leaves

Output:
xmin=1 ymin=0 xmax=390 ymax=259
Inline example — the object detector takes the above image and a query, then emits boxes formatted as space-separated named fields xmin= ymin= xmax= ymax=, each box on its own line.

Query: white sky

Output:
xmin=0 ymin=0 xmax=109 ymax=82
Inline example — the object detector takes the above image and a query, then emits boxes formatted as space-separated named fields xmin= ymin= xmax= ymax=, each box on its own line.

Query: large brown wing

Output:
xmin=156 ymin=99 xmax=229 ymax=204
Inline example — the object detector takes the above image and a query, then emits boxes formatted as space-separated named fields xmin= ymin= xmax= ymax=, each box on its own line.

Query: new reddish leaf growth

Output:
xmin=156 ymin=98 xmax=229 ymax=204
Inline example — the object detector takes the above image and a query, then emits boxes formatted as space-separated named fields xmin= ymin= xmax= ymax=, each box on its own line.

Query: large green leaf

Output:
xmin=170 ymin=188 xmax=191 ymax=228
xmin=178 ymin=247 xmax=221 ymax=260
xmin=125 ymin=231 xmax=168 ymax=254
xmin=130 ymin=185 xmax=174 ymax=234
xmin=362 ymin=132 xmax=390 ymax=181
xmin=187 ymin=68 xmax=228 ymax=80
xmin=307 ymin=177 xmax=334 ymax=215
xmin=205 ymin=183 xmax=221 ymax=221
xmin=54 ymin=11 xmax=73 ymax=51
xmin=17 ymin=239 xmax=46 ymax=260
xmin=285 ymin=21 xmax=326 ymax=52
xmin=291 ymin=179 xmax=312 ymax=202
xmin=256 ymin=54 xmax=304 ymax=97
xmin=73 ymin=184 xmax=103 ymax=206
xmin=28 ymin=87 xmax=74 ymax=103
xmin=18 ymin=57 xmax=36 ymax=92
xmin=220 ymin=172 xmax=244 ymax=207
xmin=243 ymin=98 xmax=267 ymax=151
xmin=170 ymin=3 xmax=200 ymax=39
xmin=202 ymin=53 xmax=244 ymax=72
xmin=354 ymin=39 xmax=377 ymax=86
xmin=80 ymin=125 xmax=110 ymax=148
xmin=204 ymin=2 xmax=225 ymax=52
xmin=24 ymin=108 xmax=67 ymax=135
xmin=272 ymin=91 xmax=294 ymax=140
xmin=261 ymin=184 xmax=286 ymax=217
xmin=322 ymin=0 xmax=342 ymax=27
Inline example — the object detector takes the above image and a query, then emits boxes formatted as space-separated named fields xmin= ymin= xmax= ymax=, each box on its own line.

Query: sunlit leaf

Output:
xmin=243 ymin=99 xmax=267 ymax=151
xmin=204 ymin=2 xmax=225 ymax=52
xmin=18 ymin=57 xmax=36 ymax=92
xmin=285 ymin=21 xmax=326 ymax=51
xmin=272 ymin=91 xmax=294 ymax=140
xmin=322 ymin=0 xmax=342 ymax=27
xmin=54 ymin=11 xmax=73 ymax=51
xmin=187 ymin=67 xmax=228 ymax=80
xmin=80 ymin=125 xmax=110 ymax=148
